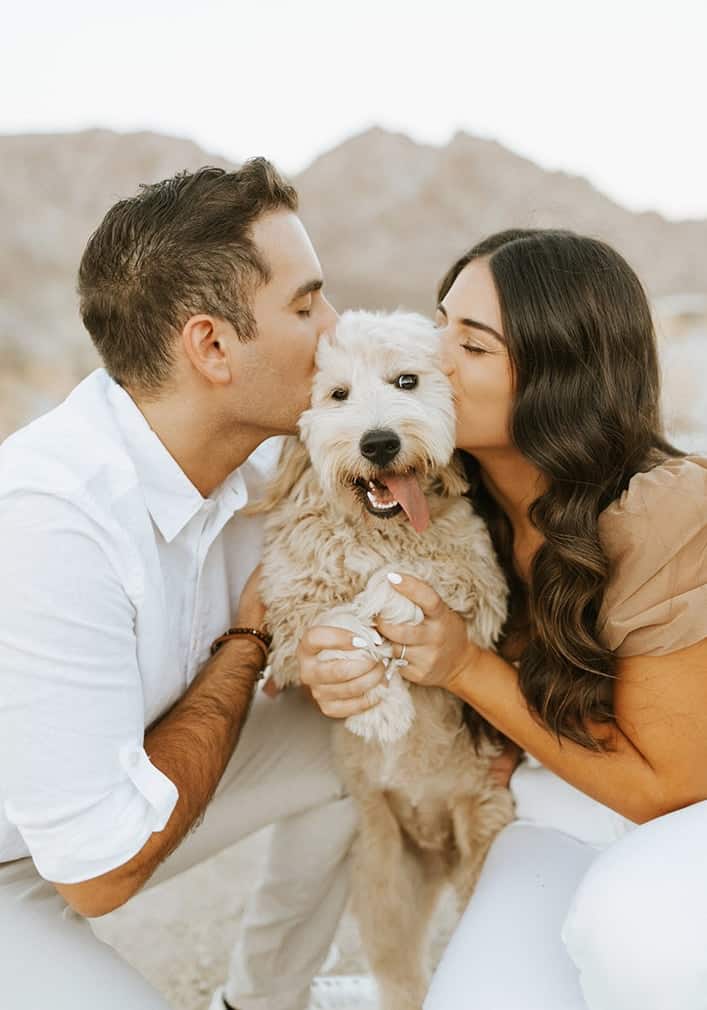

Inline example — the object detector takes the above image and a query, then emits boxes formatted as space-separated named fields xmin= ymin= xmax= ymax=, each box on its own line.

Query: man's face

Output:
xmin=230 ymin=210 xmax=337 ymax=436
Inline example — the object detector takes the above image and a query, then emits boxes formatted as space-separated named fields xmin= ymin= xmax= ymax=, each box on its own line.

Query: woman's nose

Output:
xmin=439 ymin=345 xmax=455 ymax=377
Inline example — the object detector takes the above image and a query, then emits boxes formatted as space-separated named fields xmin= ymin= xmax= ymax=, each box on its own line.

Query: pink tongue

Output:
xmin=382 ymin=474 xmax=430 ymax=533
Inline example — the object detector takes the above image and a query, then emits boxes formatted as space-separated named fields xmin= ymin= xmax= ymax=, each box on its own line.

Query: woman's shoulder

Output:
xmin=596 ymin=454 xmax=707 ymax=657
xmin=599 ymin=454 xmax=707 ymax=539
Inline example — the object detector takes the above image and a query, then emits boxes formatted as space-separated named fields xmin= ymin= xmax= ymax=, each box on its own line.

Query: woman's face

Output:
xmin=437 ymin=257 xmax=514 ymax=454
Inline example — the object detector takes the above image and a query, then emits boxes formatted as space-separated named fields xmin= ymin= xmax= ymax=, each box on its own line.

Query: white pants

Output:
xmin=0 ymin=688 xmax=358 ymax=1010
xmin=425 ymin=759 xmax=707 ymax=1010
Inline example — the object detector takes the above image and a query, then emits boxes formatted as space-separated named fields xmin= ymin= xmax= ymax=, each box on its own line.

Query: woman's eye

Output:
xmin=461 ymin=344 xmax=486 ymax=355
xmin=394 ymin=374 xmax=418 ymax=390
xmin=331 ymin=388 xmax=349 ymax=401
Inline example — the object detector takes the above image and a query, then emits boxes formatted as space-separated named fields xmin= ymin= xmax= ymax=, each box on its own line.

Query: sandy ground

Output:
xmin=93 ymin=826 xmax=457 ymax=1010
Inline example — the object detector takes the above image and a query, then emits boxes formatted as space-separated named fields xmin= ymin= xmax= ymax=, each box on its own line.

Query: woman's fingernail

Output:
xmin=387 ymin=572 xmax=402 ymax=585
xmin=352 ymin=636 xmax=369 ymax=648
xmin=372 ymin=631 xmax=384 ymax=645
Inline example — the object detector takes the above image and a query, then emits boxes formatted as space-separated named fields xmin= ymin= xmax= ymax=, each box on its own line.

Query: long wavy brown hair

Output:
xmin=438 ymin=229 xmax=685 ymax=750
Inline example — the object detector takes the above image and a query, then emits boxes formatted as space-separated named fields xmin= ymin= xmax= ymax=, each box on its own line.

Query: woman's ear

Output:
xmin=244 ymin=436 xmax=312 ymax=514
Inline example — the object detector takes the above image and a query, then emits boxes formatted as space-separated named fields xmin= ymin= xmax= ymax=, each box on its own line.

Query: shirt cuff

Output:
xmin=8 ymin=745 xmax=178 ymax=884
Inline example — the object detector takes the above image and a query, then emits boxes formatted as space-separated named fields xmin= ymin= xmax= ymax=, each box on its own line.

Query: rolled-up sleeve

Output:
xmin=0 ymin=493 xmax=178 ymax=883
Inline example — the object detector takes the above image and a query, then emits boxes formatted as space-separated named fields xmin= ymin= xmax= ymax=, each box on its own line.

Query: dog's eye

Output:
xmin=394 ymin=374 xmax=418 ymax=390
xmin=331 ymin=388 xmax=349 ymax=401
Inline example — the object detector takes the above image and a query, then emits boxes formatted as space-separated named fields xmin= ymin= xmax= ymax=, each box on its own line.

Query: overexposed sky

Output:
xmin=2 ymin=0 xmax=706 ymax=220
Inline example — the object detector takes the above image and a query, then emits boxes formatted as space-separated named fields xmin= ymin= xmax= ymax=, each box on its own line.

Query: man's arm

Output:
xmin=52 ymin=635 xmax=263 ymax=917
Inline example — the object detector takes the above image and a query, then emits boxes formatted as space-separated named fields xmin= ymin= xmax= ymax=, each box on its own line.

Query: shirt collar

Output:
xmin=106 ymin=378 xmax=248 ymax=543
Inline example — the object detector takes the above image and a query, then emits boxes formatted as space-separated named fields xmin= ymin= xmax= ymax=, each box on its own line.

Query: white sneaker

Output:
xmin=207 ymin=986 xmax=231 ymax=1010
xmin=308 ymin=975 xmax=379 ymax=1010
xmin=208 ymin=975 xmax=379 ymax=1010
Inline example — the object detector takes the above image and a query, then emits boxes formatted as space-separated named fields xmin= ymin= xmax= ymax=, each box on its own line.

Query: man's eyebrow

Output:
xmin=436 ymin=303 xmax=505 ymax=343
xmin=289 ymin=279 xmax=324 ymax=304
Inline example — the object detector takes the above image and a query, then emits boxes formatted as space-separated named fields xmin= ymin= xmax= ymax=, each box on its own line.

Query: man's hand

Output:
xmin=237 ymin=564 xmax=267 ymax=630
xmin=297 ymin=626 xmax=387 ymax=718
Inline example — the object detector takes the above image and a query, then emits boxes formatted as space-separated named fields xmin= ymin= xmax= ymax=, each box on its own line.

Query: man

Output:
xmin=0 ymin=160 xmax=377 ymax=1009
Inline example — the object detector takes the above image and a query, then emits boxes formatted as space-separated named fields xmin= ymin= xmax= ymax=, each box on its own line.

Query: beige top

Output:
xmin=596 ymin=454 xmax=707 ymax=657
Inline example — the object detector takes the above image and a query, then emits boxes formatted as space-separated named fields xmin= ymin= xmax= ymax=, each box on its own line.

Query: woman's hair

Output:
xmin=439 ymin=229 xmax=684 ymax=750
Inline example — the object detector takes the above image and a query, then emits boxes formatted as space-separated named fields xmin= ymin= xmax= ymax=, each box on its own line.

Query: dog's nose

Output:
xmin=359 ymin=429 xmax=401 ymax=466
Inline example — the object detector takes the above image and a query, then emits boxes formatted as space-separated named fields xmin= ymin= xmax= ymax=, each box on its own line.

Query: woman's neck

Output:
xmin=474 ymin=449 xmax=547 ymax=537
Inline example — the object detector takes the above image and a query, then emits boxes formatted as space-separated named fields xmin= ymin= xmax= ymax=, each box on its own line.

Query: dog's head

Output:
xmin=296 ymin=309 xmax=467 ymax=533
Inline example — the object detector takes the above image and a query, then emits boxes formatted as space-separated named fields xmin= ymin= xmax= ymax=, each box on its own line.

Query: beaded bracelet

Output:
xmin=210 ymin=626 xmax=272 ymax=669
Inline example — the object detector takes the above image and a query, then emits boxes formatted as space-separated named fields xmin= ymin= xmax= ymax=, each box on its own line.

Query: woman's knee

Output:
xmin=561 ymin=801 xmax=707 ymax=1009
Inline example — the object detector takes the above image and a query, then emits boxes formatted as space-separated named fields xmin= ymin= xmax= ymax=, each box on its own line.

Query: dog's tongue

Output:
xmin=381 ymin=473 xmax=430 ymax=533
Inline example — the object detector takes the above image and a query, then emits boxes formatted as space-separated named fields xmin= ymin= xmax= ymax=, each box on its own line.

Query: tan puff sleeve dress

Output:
xmin=596 ymin=455 xmax=707 ymax=657
xmin=516 ymin=455 xmax=707 ymax=836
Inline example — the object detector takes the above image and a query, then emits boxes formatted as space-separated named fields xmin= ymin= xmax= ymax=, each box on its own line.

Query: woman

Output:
xmin=298 ymin=229 xmax=707 ymax=1010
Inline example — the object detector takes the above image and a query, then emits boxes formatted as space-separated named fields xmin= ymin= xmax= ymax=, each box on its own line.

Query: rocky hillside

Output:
xmin=298 ymin=128 xmax=707 ymax=312
xmin=1 ymin=127 xmax=705 ymax=443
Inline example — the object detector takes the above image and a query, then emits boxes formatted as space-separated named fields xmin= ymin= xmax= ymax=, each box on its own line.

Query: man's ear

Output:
xmin=181 ymin=314 xmax=233 ymax=385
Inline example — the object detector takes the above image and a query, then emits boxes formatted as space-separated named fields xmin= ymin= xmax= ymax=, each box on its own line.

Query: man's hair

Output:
xmin=78 ymin=158 xmax=298 ymax=393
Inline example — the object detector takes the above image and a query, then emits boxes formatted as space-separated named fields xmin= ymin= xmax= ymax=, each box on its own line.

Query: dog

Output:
xmin=256 ymin=310 xmax=515 ymax=1009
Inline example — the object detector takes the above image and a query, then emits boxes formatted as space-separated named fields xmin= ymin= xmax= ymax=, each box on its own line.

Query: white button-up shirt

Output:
xmin=0 ymin=369 xmax=281 ymax=883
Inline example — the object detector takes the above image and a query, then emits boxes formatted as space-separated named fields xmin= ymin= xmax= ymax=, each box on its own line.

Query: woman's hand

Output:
xmin=297 ymin=626 xmax=387 ymax=718
xmin=489 ymin=741 xmax=524 ymax=787
xmin=375 ymin=573 xmax=481 ymax=692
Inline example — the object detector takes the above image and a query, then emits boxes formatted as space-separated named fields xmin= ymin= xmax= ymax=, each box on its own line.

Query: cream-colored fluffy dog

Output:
xmin=257 ymin=310 xmax=514 ymax=1009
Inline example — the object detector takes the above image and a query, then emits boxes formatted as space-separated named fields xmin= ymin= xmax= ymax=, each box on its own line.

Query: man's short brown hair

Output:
xmin=78 ymin=158 xmax=298 ymax=393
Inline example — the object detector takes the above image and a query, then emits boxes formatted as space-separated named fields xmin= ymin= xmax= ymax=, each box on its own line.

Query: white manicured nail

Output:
xmin=352 ymin=636 xmax=369 ymax=648
xmin=372 ymin=631 xmax=384 ymax=645
xmin=387 ymin=572 xmax=402 ymax=584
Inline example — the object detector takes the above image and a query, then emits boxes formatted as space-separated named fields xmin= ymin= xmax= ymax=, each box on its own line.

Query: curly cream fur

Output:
xmin=257 ymin=311 xmax=515 ymax=1009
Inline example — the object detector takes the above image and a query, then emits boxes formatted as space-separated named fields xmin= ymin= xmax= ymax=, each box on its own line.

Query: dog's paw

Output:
xmin=345 ymin=672 xmax=415 ymax=743
xmin=355 ymin=568 xmax=424 ymax=627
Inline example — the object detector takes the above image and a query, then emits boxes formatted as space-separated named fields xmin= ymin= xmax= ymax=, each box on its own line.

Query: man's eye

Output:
xmin=331 ymin=388 xmax=349 ymax=401
xmin=394 ymin=374 xmax=418 ymax=390
xmin=297 ymin=309 xmax=312 ymax=318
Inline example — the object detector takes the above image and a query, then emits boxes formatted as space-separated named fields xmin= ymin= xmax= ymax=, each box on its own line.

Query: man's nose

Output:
xmin=320 ymin=296 xmax=338 ymax=332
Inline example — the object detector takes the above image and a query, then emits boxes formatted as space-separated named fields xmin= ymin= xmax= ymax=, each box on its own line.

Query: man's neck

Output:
xmin=129 ymin=389 xmax=275 ymax=498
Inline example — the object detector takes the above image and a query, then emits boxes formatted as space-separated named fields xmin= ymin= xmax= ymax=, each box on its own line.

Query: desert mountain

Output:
xmin=1 ymin=126 xmax=705 ymax=439
xmin=296 ymin=127 xmax=707 ymax=312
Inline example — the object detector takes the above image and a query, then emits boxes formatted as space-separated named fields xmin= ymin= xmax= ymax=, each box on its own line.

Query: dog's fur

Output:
xmin=256 ymin=311 xmax=514 ymax=1009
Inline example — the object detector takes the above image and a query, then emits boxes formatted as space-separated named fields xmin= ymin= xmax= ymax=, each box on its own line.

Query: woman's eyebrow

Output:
xmin=436 ymin=303 xmax=505 ymax=343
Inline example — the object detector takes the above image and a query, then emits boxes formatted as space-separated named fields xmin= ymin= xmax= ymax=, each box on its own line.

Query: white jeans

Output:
xmin=0 ymin=688 xmax=358 ymax=1010
xmin=425 ymin=759 xmax=707 ymax=1010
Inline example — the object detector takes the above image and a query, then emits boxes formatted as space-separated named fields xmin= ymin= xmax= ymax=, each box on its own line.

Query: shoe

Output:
xmin=207 ymin=986 xmax=232 ymax=1010
xmin=308 ymin=975 xmax=378 ymax=1010
xmin=208 ymin=976 xmax=378 ymax=1010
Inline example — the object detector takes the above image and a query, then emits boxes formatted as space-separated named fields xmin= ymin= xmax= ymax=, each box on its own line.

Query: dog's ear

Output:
xmin=244 ymin=437 xmax=311 ymax=514
xmin=433 ymin=453 xmax=470 ymax=499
